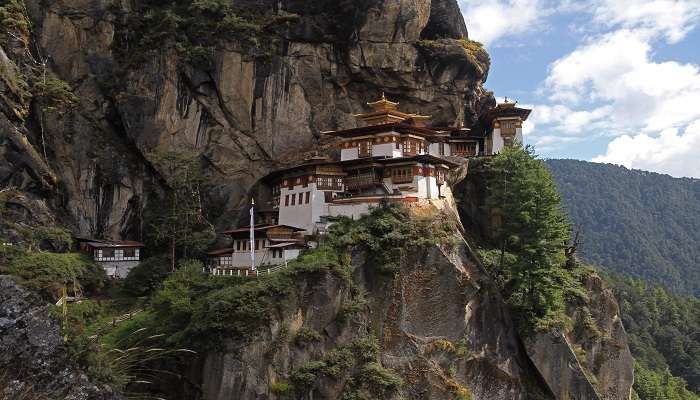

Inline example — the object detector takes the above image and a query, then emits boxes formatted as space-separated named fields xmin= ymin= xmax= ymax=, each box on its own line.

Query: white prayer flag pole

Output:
xmin=250 ymin=198 xmax=256 ymax=271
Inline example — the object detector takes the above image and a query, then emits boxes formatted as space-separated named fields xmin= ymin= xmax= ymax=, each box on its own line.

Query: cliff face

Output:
xmin=454 ymin=160 xmax=635 ymax=400
xmin=0 ymin=275 xmax=119 ymax=400
xmin=524 ymin=273 xmax=635 ymax=400
xmin=0 ymin=2 xmax=636 ymax=399
xmin=156 ymin=236 xmax=552 ymax=400
xmin=0 ymin=0 xmax=493 ymax=239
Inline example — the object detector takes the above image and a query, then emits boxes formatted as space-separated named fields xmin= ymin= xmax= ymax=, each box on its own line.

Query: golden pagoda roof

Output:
xmin=355 ymin=93 xmax=431 ymax=126
xmin=367 ymin=92 xmax=399 ymax=111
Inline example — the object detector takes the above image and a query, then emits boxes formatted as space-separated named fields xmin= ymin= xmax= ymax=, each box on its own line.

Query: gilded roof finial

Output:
xmin=356 ymin=92 xmax=431 ymax=126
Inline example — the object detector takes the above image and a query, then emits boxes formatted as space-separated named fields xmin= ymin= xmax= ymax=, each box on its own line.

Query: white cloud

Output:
xmin=457 ymin=0 xmax=700 ymax=177
xmin=529 ymin=104 xmax=613 ymax=134
xmin=592 ymin=0 xmax=700 ymax=43
xmin=459 ymin=0 xmax=548 ymax=46
xmin=542 ymin=28 xmax=700 ymax=135
xmin=592 ymin=120 xmax=700 ymax=178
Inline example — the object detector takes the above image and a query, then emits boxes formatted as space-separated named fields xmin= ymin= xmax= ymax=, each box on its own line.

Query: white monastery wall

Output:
xmin=372 ymin=142 xmax=398 ymax=158
xmin=328 ymin=202 xmax=373 ymax=221
xmin=99 ymin=260 xmax=139 ymax=279
xmin=279 ymin=183 xmax=316 ymax=232
xmin=310 ymin=188 xmax=331 ymax=234
xmin=491 ymin=128 xmax=505 ymax=154
xmin=341 ymin=148 xmax=358 ymax=161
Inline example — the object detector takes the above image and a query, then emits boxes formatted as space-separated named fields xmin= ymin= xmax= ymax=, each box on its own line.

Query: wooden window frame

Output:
xmin=358 ymin=140 xmax=372 ymax=158
xmin=391 ymin=167 xmax=414 ymax=184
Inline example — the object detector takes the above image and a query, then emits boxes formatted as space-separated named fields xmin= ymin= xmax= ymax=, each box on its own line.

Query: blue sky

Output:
xmin=458 ymin=0 xmax=700 ymax=178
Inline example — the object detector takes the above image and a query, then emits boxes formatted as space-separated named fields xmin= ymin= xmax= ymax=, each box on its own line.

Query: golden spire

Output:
xmin=367 ymin=92 xmax=399 ymax=112
xmin=354 ymin=93 xmax=431 ymax=126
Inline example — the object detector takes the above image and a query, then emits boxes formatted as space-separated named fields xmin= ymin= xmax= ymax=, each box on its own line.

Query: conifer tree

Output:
xmin=147 ymin=150 xmax=215 ymax=271
xmin=485 ymin=145 xmax=572 ymax=327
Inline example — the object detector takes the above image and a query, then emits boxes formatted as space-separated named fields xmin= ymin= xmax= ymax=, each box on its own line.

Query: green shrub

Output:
xmin=115 ymin=0 xmax=268 ymax=69
xmin=0 ymin=0 xmax=30 ymax=38
xmin=350 ymin=335 xmax=380 ymax=362
xmin=359 ymin=362 xmax=403 ymax=393
xmin=270 ymin=381 xmax=290 ymax=394
xmin=457 ymin=39 xmax=490 ymax=76
xmin=294 ymin=326 xmax=321 ymax=345
xmin=5 ymin=252 xmax=106 ymax=300
xmin=32 ymin=226 xmax=73 ymax=251
xmin=122 ymin=255 xmax=171 ymax=297
xmin=325 ymin=204 xmax=455 ymax=274
xmin=416 ymin=38 xmax=490 ymax=81
xmin=32 ymin=74 xmax=79 ymax=113
xmin=291 ymin=360 xmax=326 ymax=388
xmin=338 ymin=291 xmax=368 ymax=323
xmin=322 ymin=348 xmax=355 ymax=377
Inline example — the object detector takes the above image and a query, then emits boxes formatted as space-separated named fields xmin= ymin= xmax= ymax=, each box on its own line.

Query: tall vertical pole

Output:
xmin=250 ymin=198 xmax=256 ymax=271
xmin=62 ymin=285 xmax=68 ymax=343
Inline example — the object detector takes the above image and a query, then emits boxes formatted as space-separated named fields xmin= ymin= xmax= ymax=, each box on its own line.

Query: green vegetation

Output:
xmin=122 ymin=255 xmax=171 ymax=297
xmin=605 ymin=274 xmax=700 ymax=397
xmin=358 ymin=362 xmax=403 ymax=392
xmin=338 ymin=289 xmax=368 ymax=323
xmin=0 ymin=190 xmax=73 ymax=252
xmin=546 ymin=159 xmax=700 ymax=296
xmin=104 ymin=253 xmax=336 ymax=351
xmin=634 ymin=363 xmax=699 ymax=400
xmin=3 ymin=252 xmax=106 ymax=300
xmin=416 ymin=38 xmax=490 ymax=81
xmin=0 ymin=0 xmax=30 ymax=41
xmin=32 ymin=73 xmax=79 ymax=114
xmin=479 ymin=146 xmax=582 ymax=333
xmin=324 ymin=203 xmax=457 ymax=274
xmin=86 ymin=206 xmax=437 ymax=395
xmin=114 ymin=0 xmax=277 ymax=68
xmin=289 ymin=335 xmax=401 ymax=399
xmin=456 ymin=39 xmax=490 ymax=77
xmin=270 ymin=380 xmax=291 ymax=394
xmin=544 ymin=159 xmax=700 ymax=398
xmin=146 ymin=150 xmax=216 ymax=271
xmin=294 ymin=326 xmax=321 ymax=345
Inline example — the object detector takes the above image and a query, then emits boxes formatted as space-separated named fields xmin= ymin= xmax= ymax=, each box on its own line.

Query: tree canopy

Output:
xmin=482 ymin=146 xmax=576 ymax=332
xmin=546 ymin=159 xmax=700 ymax=296
xmin=606 ymin=273 xmax=700 ymax=397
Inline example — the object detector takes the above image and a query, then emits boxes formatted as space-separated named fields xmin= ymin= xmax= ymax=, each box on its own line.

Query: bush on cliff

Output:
xmin=324 ymin=203 xmax=457 ymax=273
xmin=114 ymin=0 xmax=269 ymax=68
xmin=122 ymin=255 xmax=171 ymax=297
xmin=3 ymin=252 xmax=106 ymax=300
xmin=102 ymin=204 xmax=450 ymax=353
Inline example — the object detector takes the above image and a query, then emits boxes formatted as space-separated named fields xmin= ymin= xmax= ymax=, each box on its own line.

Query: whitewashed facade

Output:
xmin=79 ymin=240 xmax=144 ymax=279
xmin=207 ymin=225 xmax=306 ymax=275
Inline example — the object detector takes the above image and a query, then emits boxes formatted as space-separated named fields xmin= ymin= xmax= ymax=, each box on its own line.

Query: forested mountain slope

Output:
xmin=605 ymin=273 xmax=700 ymax=399
xmin=546 ymin=159 xmax=700 ymax=295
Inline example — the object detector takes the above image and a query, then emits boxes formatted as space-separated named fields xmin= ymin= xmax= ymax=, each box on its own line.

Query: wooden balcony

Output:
xmin=344 ymin=172 xmax=380 ymax=191
xmin=391 ymin=175 xmax=414 ymax=184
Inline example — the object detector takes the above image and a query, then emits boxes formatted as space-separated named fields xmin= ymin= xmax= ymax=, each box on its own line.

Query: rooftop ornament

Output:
xmin=355 ymin=93 xmax=432 ymax=126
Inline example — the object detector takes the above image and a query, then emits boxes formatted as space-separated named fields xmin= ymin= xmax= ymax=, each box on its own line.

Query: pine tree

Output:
xmin=147 ymin=150 xmax=215 ymax=271
xmin=485 ymin=146 xmax=572 ymax=327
